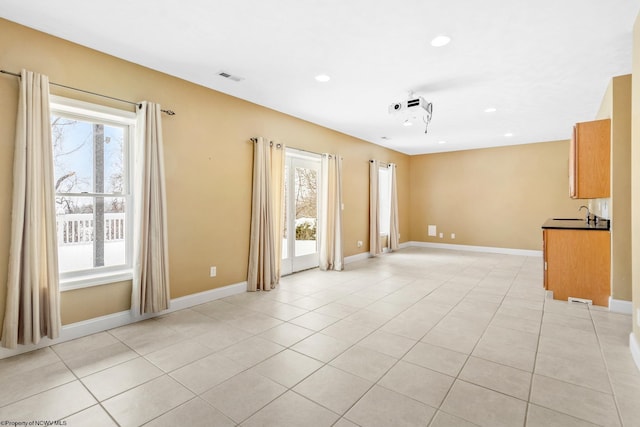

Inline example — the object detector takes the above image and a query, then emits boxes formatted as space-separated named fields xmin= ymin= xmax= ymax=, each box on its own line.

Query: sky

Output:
xmin=51 ymin=114 xmax=128 ymax=215
xmin=51 ymin=114 xmax=126 ymax=194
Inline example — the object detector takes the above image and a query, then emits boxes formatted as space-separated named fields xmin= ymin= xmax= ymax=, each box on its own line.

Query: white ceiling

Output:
xmin=2 ymin=0 xmax=639 ymax=154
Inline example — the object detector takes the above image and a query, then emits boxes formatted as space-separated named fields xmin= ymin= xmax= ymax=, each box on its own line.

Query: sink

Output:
xmin=552 ymin=218 xmax=584 ymax=221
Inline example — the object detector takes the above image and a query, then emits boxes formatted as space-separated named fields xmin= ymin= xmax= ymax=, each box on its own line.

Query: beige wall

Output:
xmin=632 ymin=14 xmax=640 ymax=340
xmin=408 ymin=141 xmax=584 ymax=250
xmin=596 ymin=75 xmax=632 ymax=301
xmin=595 ymin=79 xmax=614 ymax=219
xmin=61 ymin=281 xmax=132 ymax=325
xmin=0 ymin=19 xmax=410 ymax=327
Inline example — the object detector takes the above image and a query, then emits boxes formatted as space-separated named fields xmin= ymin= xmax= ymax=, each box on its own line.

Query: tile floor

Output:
xmin=1 ymin=247 xmax=639 ymax=426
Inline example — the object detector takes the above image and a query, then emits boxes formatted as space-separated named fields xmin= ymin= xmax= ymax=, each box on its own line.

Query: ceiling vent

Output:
xmin=217 ymin=71 xmax=244 ymax=82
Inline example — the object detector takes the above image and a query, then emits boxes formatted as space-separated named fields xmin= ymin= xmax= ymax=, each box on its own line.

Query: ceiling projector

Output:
xmin=389 ymin=96 xmax=433 ymax=133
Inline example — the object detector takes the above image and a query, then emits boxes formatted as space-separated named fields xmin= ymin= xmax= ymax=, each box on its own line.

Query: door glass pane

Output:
xmin=282 ymin=162 xmax=289 ymax=260
xmin=294 ymin=166 xmax=317 ymax=256
xmin=379 ymin=167 xmax=391 ymax=235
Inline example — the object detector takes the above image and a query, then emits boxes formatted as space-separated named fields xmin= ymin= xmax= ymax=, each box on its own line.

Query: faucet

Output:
xmin=579 ymin=205 xmax=592 ymax=223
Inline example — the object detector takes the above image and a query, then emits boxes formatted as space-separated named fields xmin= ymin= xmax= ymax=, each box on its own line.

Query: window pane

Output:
xmin=51 ymin=116 xmax=126 ymax=194
xmin=56 ymin=195 xmax=127 ymax=273
xmin=103 ymin=125 xmax=127 ymax=194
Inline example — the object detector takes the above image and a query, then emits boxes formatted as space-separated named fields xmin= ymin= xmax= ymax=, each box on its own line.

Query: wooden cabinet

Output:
xmin=543 ymin=229 xmax=610 ymax=306
xmin=569 ymin=118 xmax=610 ymax=199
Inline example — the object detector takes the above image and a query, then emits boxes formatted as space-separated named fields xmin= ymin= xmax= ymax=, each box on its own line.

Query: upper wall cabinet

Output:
xmin=569 ymin=118 xmax=610 ymax=199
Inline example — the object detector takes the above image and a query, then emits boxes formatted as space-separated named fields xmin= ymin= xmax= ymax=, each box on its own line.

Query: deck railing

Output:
xmin=56 ymin=213 xmax=126 ymax=244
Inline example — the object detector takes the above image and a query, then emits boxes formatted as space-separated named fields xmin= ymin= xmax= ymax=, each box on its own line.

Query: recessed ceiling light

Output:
xmin=430 ymin=35 xmax=451 ymax=47
xmin=504 ymin=132 xmax=514 ymax=137
xmin=437 ymin=140 xmax=447 ymax=144
xmin=315 ymin=74 xmax=331 ymax=82
xmin=484 ymin=107 xmax=497 ymax=113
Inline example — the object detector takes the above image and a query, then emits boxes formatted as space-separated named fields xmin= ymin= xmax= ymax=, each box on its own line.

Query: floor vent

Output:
xmin=568 ymin=297 xmax=592 ymax=305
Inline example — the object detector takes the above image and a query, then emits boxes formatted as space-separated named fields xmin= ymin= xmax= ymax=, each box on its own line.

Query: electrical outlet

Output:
xmin=428 ymin=225 xmax=437 ymax=236
xmin=451 ymin=233 xmax=456 ymax=239
xmin=357 ymin=240 xmax=363 ymax=248
xmin=439 ymin=232 xmax=443 ymax=239
xmin=210 ymin=266 xmax=217 ymax=277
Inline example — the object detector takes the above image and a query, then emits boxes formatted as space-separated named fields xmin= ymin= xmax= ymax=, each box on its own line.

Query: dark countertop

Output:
xmin=542 ymin=218 xmax=610 ymax=231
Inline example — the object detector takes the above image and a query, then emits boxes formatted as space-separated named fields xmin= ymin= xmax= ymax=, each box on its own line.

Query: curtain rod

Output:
xmin=250 ymin=137 xmax=283 ymax=149
xmin=370 ymin=159 xmax=395 ymax=168
xmin=289 ymin=146 xmax=321 ymax=157
xmin=250 ymin=138 xmax=342 ymax=159
xmin=290 ymin=147 xmax=342 ymax=160
xmin=1 ymin=69 xmax=176 ymax=116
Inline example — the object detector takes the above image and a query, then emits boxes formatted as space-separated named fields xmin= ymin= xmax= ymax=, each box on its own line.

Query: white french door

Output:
xmin=281 ymin=149 xmax=321 ymax=275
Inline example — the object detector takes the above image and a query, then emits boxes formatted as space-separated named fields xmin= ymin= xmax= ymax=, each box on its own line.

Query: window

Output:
xmin=378 ymin=166 xmax=391 ymax=236
xmin=50 ymin=96 xmax=136 ymax=289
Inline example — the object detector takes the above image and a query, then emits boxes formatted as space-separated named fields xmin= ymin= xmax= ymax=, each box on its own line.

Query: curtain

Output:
xmin=388 ymin=163 xmax=400 ymax=251
xmin=369 ymin=160 xmax=382 ymax=256
xmin=133 ymin=102 xmax=171 ymax=315
xmin=247 ymin=137 xmax=285 ymax=291
xmin=2 ymin=69 xmax=61 ymax=349
xmin=319 ymin=154 xmax=343 ymax=271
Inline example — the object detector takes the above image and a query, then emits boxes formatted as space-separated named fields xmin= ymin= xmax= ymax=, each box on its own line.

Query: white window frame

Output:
xmin=50 ymin=95 xmax=136 ymax=290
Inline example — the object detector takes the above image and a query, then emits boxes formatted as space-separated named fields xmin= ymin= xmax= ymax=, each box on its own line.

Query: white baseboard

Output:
xmin=609 ymin=298 xmax=633 ymax=315
xmin=345 ymin=252 xmax=371 ymax=264
xmin=0 ymin=281 xmax=247 ymax=360
xmin=344 ymin=241 xmax=541 ymax=264
xmin=169 ymin=282 xmax=247 ymax=312
xmin=630 ymin=333 xmax=640 ymax=373
xmin=405 ymin=241 xmax=543 ymax=257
